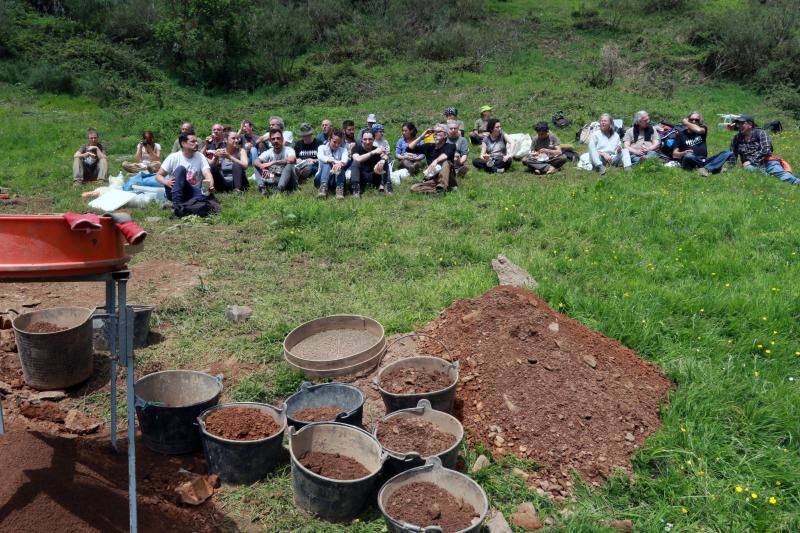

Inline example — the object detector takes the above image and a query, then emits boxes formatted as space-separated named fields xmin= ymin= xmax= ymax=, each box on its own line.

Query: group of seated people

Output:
xmin=71 ymin=106 xmax=798 ymax=213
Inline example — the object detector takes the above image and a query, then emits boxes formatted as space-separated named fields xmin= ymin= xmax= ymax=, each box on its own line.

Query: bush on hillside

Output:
xmin=26 ymin=63 xmax=75 ymax=93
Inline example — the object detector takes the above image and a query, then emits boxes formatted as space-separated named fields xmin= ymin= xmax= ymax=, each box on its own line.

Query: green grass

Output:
xmin=3 ymin=0 xmax=800 ymax=530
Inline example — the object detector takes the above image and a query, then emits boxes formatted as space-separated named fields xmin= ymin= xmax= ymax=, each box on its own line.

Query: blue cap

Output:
xmin=371 ymin=123 xmax=384 ymax=133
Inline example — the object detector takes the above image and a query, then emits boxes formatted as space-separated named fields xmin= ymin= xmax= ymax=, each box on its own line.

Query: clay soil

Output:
xmin=204 ymin=407 xmax=280 ymax=441
xmin=25 ymin=321 xmax=68 ymax=333
xmin=376 ymin=417 xmax=456 ymax=456
xmin=380 ymin=366 xmax=453 ymax=394
xmin=385 ymin=481 xmax=478 ymax=533
xmin=292 ymin=405 xmax=342 ymax=422
xmin=0 ymin=430 xmax=229 ymax=533
xmin=418 ymin=286 xmax=673 ymax=494
xmin=298 ymin=451 xmax=370 ymax=480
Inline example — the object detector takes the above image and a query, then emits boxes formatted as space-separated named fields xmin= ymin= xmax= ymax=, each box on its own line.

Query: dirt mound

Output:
xmin=204 ymin=407 xmax=280 ymax=440
xmin=0 ymin=430 xmax=230 ymax=532
xmin=418 ymin=286 xmax=672 ymax=494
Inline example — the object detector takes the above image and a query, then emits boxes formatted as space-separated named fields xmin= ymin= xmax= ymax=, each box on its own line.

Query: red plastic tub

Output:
xmin=0 ymin=214 xmax=130 ymax=279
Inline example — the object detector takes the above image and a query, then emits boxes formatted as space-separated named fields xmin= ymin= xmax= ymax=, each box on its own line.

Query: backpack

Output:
xmin=174 ymin=195 xmax=220 ymax=218
xmin=657 ymin=122 xmax=685 ymax=157
xmin=575 ymin=122 xmax=600 ymax=144
xmin=764 ymin=120 xmax=783 ymax=134
xmin=552 ymin=111 xmax=571 ymax=128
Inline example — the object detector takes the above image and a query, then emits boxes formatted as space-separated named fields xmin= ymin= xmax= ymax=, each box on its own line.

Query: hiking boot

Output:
xmin=335 ymin=186 xmax=344 ymax=199
xmin=496 ymin=168 xmax=505 ymax=174
xmin=351 ymin=183 xmax=361 ymax=199
xmin=318 ymin=182 xmax=328 ymax=198
xmin=697 ymin=167 xmax=710 ymax=177
xmin=383 ymin=181 xmax=393 ymax=195
xmin=599 ymin=165 xmax=607 ymax=176
xmin=624 ymin=166 xmax=632 ymax=172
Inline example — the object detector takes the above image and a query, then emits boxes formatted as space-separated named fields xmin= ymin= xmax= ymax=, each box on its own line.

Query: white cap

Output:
xmin=367 ymin=113 xmax=377 ymax=123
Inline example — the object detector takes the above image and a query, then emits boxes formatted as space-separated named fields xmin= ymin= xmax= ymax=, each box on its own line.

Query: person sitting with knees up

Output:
xmin=255 ymin=129 xmax=297 ymax=195
xmin=217 ymin=131 xmax=249 ymax=193
xmin=671 ymin=112 xmax=732 ymax=177
xmin=472 ymin=118 xmax=514 ymax=173
xmin=623 ymin=111 xmax=660 ymax=166
xmin=73 ymin=128 xmax=108 ymax=185
xmin=156 ymin=132 xmax=214 ymax=205
xmin=123 ymin=130 xmax=162 ymax=175
xmin=587 ymin=113 xmax=629 ymax=175
xmin=316 ymin=128 xmax=350 ymax=200
xmin=447 ymin=120 xmax=470 ymax=178
xmin=522 ymin=122 xmax=567 ymax=175
xmin=469 ymin=105 xmax=493 ymax=145
xmin=350 ymin=129 xmax=391 ymax=197
xmin=395 ymin=122 xmax=426 ymax=175
xmin=237 ymin=119 xmax=259 ymax=167
xmin=293 ymin=123 xmax=322 ymax=183
xmin=408 ymin=124 xmax=457 ymax=194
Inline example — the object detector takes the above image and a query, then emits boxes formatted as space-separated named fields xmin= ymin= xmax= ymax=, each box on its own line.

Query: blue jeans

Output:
xmin=122 ymin=172 xmax=161 ymax=190
xmin=317 ymin=162 xmax=344 ymax=188
xmin=629 ymin=150 xmax=659 ymax=166
xmin=681 ymin=150 xmax=733 ymax=173
xmin=169 ymin=165 xmax=204 ymax=204
xmin=746 ymin=160 xmax=800 ymax=184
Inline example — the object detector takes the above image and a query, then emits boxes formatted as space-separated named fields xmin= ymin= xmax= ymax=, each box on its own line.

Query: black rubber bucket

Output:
xmin=375 ymin=356 xmax=460 ymax=414
xmin=92 ymin=304 xmax=154 ymax=350
xmin=134 ymin=370 xmax=223 ymax=454
xmin=289 ymin=422 xmax=386 ymax=522
xmin=12 ymin=307 xmax=95 ymax=390
xmin=284 ymin=382 xmax=365 ymax=429
xmin=198 ymin=402 xmax=287 ymax=485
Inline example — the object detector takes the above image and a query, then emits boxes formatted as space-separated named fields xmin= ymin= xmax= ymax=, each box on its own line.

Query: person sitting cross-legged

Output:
xmin=522 ymin=122 xmax=567 ymax=175
xmin=408 ymin=124 xmax=457 ymax=194
xmin=255 ymin=129 xmax=297 ymax=195
xmin=350 ymin=129 xmax=391 ymax=197
xmin=623 ymin=110 xmax=660 ymax=166
xmin=293 ymin=123 xmax=322 ymax=183
xmin=671 ymin=111 xmax=732 ymax=177
xmin=316 ymin=128 xmax=350 ymax=199
xmin=472 ymin=118 xmax=514 ymax=173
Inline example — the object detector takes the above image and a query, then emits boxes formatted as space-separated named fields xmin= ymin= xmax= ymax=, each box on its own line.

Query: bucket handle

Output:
xmin=214 ymin=373 xmax=224 ymax=392
xmin=134 ymin=398 xmax=164 ymax=410
xmin=380 ymin=332 xmax=455 ymax=367
xmin=2 ymin=309 xmax=20 ymax=319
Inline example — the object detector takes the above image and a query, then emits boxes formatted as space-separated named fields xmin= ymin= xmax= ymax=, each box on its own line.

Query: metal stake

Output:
xmin=117 ymin=278 xmax=138 ymax=533
xmin=106 ymin=279 xmax=118 ymax=452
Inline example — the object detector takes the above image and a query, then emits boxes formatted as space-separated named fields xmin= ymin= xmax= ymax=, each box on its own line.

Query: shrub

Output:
xmin=584 ymin=43 xmax=621 ymax=89
xmin=26 ymin=63 xmax=74 ymax=94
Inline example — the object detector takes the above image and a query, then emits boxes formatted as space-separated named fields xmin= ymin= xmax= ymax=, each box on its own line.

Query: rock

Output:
xmin=503 ymin=394 xmax=520 ymax=413
xmin=22 ymin=301 xmax=41 ymax=308
xmin=624 ymin=432 xmax=635 ymax=442
xmin=0 ymin=380 xmax=11 ymax=394
xmin=175 ymin=475 xmax=215 ymax=506
xmin=145 ymin=216 xmax=162 ymax=223
xmin=583 ymin=354 xmax=597 ymax=368
xmin=486 ymin=509 xmax=513 ymax=533
xmin=494 ymin=435 xmax=505 ymax=445
xmin=0 ymin=315 xmax=12 ymax=329
xmin=225 ymin=305 xmax=252 ymax=323
xmin=510 ymin=502 xmax=543 ymax=530
xmin=471 ymin=454 xmax=491 ymax=473
xmin=64 ymin=409 xmax=102 ymax=435
xmin=37 ymin=390 xmax=67 ymax=402
xmin=512 ymin=467 xmax=530 ymax=479
xmin=0 ymin=329 xmax=16 ymax=352
xmin=462 ymin=310 xmax=481 ymax=323
xmin=548 ymin=322 xmax=559 ymax=332
xmin=491 ymin=254 xmax=538 ymax=289
xmin=605 ymin=519 xmax=633 ymax=532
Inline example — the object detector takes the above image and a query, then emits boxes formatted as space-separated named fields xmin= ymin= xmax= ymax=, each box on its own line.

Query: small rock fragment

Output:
xmin=583 ymin=354 xmax=597 ymax=368
xmin=37 ymin=390 xmax=67 ymax=402
xmin=512 ymin=467 xmax=530 ymax=479
xmin=486 ymin=508 xmax=513 ymax=533
xmin=175 ymin=476 xmax=215 ymax=505
xmin=145 ymin=216 xmax=162 ymax=223
xmin=503 ymin=394 xmax=520 ymax=413
xmin=510 ymin=502 xmax=543 ymax=530
xmin=605 ymin=519 xmax=633 ymax=532
xmin=462 ymin=310 xmax=481 ymax=323
xmin=471 ymin=454 xmax=491 ymax=473
xmin=64 ymin=409 xmax=102 ymax=435
xmin=548 ymin=322 xmax=559 ymax=332
xmin=225 ymin=305 xmax=252 ymax=323
xmin=0 ymin=329 xmax=16 ymax=352
xmin=0 ymin=380 xmax=11 ymax=394
xmin=624 ymin=432 xmax=635 ymax=442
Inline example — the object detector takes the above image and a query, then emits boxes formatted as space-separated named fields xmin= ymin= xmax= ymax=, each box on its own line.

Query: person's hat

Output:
xmin=367 ymin=113 xmax=377 ymax=123
xmin=734 ymin=114 xmax=756 ymax=125
xmin=371 ymin=123 xmax=384 ymax=133
xmin=534 ymin=121 xmax=549 ymax=132
xmin=479 ymin=105 xmax=493 ymax=113
xmin=444 ymin=107 xmax=458 ymax=117
xmin=299 ymin=122 xmax=314 ymax=135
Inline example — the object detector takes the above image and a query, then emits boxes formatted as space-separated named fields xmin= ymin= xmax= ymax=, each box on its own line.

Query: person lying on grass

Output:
xmin=472 ymin=118 xmax=514 ymax=174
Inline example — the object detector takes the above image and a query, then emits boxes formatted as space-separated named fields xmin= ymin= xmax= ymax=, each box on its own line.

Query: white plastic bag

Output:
xmin=108 ymin=172 xmax=125 ymax=189
xmin=507 ymin=133 xmax=532 ymax=159
xmin=577 ymin=152 xmax=594 ymax=171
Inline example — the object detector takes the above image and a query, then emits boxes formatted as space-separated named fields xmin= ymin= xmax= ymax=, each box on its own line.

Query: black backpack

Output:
xmin=174 ymin=196 xmax=220 ymax=218
xmin=764 ymin=120 xmax=783 ymax=134
xmin=552 ymin=111 xmax=571 ymax=128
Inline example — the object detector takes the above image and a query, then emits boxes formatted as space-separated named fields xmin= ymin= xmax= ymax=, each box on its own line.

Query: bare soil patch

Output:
xmin=376 ymin=417 xmax=456 ymax=456
xmin=298 ymin=451 xmax=370 ymax=480
xmin=380 ymin=367 xmax=453 ymax=395
xmin=292 ymin=405 xmax=342 ymax=422
xmin=418 ymin=285 xmax=673 ymax=495
xmin=204 ymin=407 xmax=280 ymax=441
xmin=24 ymin=322 xmax=68 ymax=333
xmin=385 ymin=481 xmax=479 ymax=533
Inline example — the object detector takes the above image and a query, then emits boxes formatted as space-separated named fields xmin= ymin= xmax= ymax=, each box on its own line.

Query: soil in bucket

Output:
xmin=25 ymin=322 xmax=68 ymax=333
xmin=377 ymin=417 xmax=456 ymax=456
xmin=204 ymin=407 xmax=280 ymax=441
xmin=293 ymin=405 xmax=342 ymax=422
xmin=380 ymin=367 xmax=452 ymax=394
xmin=298 ymin=451 xmax=370 ymax=480
xmin=386 ymin=481 xmax=478 ymax=533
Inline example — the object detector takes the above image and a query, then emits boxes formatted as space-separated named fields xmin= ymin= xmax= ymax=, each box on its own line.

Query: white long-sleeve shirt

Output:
xmin=588 ymin=129 xmax=621 ymax=167
xmin=317 ymin=143 xmax=349 ymax=165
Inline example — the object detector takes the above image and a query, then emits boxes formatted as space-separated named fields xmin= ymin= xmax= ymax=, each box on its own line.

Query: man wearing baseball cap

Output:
xmin=357 ymin=113 xmax=378 ymax=149
xmin=293 ymin=123 xmax=322 ymax=182
xmin=444 ymin=107 xmax=465 ymax=136
xmin=730 ymin=115 xmax=799 ymax=184
xmin=469 ymin=105 xmax=493 ymax=145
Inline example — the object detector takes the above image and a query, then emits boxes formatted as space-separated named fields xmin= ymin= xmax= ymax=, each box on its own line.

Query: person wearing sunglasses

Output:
xmin=672 ymin=112 xmax=733 ymax=176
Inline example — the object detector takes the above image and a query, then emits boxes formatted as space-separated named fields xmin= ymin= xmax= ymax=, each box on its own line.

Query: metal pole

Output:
xmin=106 ymin=279 xmax=118 ymax=452
xmin=118 ymin=278 xmax=138 ymax=533
xmin=0 ymin=388 xmax=5 ymax=434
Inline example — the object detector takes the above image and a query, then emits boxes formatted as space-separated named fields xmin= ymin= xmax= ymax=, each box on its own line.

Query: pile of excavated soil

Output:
xmin=418 ymin=286 xmax=673 ymax=495
xmin=204 ymin=407 xmax=280 ymax=440
xmin=292 ymin=406 xmax=342 ymax=422
xmin=376 ymin=417 xmax=456 ymax=456
xmin=0 ymin=430 xmax=229 ymax=532
xmin=298 ymin=451 xmax=370 ymax=480
xmin=385 ymin=482 xmax=479 ymax=533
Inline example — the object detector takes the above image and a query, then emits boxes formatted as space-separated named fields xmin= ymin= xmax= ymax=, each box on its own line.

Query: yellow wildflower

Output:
xmin=735 ymin=486 xmax=743 ymax=493
xmin=681 ymin=507 xmax=688 ymax=514
xmin=769 ymin=496 xmax=777 ymax=505
xmin=751 ymin=492 xmax=758 ymax=500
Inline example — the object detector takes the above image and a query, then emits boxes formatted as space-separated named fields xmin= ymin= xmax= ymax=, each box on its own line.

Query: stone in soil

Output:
xmin=291 ymin=328 xmax=379 ymax=361
xmin=418 ymin=286 xmax=673 ymax=490
xmin=380 ymin=366 xmax=453 ymax=394
xmin=292 ymin=405 xmax=343 ymax=422
xmin=25 ymin=322 xmax=68 ymax=333
xmin=385 ymin=481 xmax=479 ymax=533
xmin=204 ymin=407 xmax=281 ymax=440
xmin=298 ymin=451 xmax=370 ymax=480
xmin=376 ymin=416 xmax=456 ymax=456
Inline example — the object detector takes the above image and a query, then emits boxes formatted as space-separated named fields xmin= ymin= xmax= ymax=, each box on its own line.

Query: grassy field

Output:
xmin=2 ymin=0 xmax=800 ymax=531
